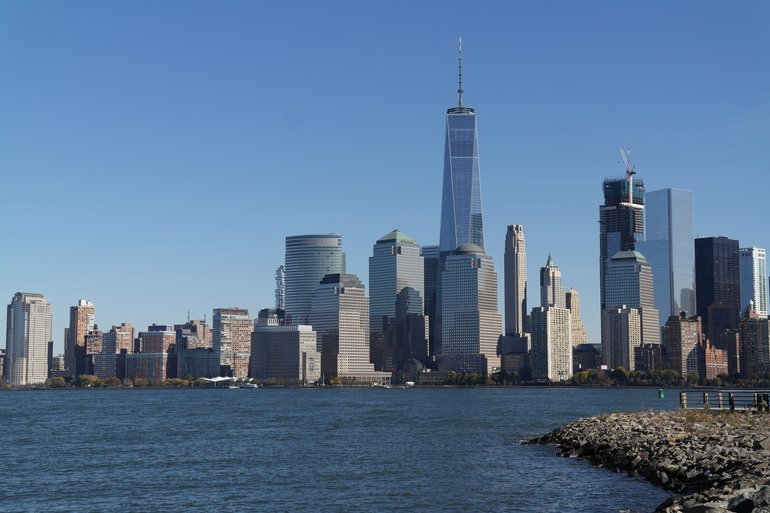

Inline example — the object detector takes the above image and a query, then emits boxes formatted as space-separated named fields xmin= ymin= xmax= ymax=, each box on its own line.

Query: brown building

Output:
xmin=213 ymin=308 xmax=251 ymax=378
xmin=634 ymin=343 xmax=663 ymax=372
xmin=64 ymin=299 xmax=95 ymax=377
xmin=663 ymin=313 xmax=702 ymax=380
xmin=740 ymin=311 xmax=770 ymax=379
xmin=701 ymin=339 xmax=728 ymax=381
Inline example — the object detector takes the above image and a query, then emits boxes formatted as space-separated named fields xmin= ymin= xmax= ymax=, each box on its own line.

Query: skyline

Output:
xmin=2 ymin=1 xmax=769 ymax=353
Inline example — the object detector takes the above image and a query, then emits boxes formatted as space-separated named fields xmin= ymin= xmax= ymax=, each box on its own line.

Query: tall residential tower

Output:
xmin=5 ymin=292 xmax=51 ymax=385
xmin=504 ymin=224 xmax=527 ymax=336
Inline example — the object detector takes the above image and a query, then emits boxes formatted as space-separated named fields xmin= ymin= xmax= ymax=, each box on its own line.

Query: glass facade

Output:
xmin=284 ymin=234 xmax=346 ymax=325
xmin=695 ymin=237 xmax=740 ymax=340
xmin=368 ymin=230 xmax=424 ymax=335
xmin=604 ymin=250 xmax=660 ymax=345
xmin=740 ymin=247 xmax=768 ymax=317
xmin=439 ymin=108 xmax=484 ymax=252
xmin=637 ymin=188 xmax=695 ymax=324
xmin=440 ymin=245 xmax=502 ymax=373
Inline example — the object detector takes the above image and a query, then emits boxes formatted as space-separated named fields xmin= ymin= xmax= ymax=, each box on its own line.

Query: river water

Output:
xmin=0 ymin=387 xmax=676 ymax=512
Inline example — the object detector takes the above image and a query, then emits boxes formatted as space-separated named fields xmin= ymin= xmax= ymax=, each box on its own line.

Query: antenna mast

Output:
xmin=458 ymin=36 xmax=463 ymax=108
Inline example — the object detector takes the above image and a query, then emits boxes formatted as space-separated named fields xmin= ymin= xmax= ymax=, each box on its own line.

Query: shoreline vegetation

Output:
xmin=530 ymin=410 xmax=770 ymax=513
xmin=4 ymin=366 xmax=770 ymax=390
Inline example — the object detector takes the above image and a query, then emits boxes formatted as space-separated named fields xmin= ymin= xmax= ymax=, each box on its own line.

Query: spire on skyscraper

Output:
xmin=457 ymin=36 xmax=463 ymax=108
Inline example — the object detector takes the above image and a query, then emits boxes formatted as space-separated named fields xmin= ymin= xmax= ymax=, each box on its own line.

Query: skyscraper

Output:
xmin=5 ymin=292 xmax=51 ymax=385
xmin=64 ymin=299 xmax=95 ymax=377
xmin=565 ymin=288 xmax=588 ymax=346
xmin=695 ymin=237 xmax=740 ymax=342
xmin=637 ymin=188 xmax=696 ymax=324
xmin=599 ymin=163 xmax=645 ymax=337
xmin=540 ymin=254 xmax=565 ymax=309
xmin=439 ymin=243 xmax=502 ymax=374
xmin=530 ymin=307 xmax=572 ymax=381
xmin=604 ymin=250 xmax=660 ymax=345
xmin=602 ymin=306 xmax=641 ymax=371
xmin=504 ymin=224 xmax=527 ymax=336
xmin=421 ymin=244 xmax=440 ymax=356
xmin=663 ymin=313 xmax=702 ymax=380
xmin=284 ymin=234 xmax=346 ymax=325
xmin=213 ymin=307 xmax=252 ymax=378
xmin=275 ymin=265 xmax=286 ymax=310
xmin=368 ymin=229 xmax=424 ymax=335
xmin=309 ymin=273 xmax=388 ymax=383
xmin=739 ymin=247 xmax=768 ymax=317
xmin=439 ymin=38 xmax=484 ymax=252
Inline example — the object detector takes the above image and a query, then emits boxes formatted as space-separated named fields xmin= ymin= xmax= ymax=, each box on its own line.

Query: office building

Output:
xmin=309 ymin=273 xmax=389 ymax=383
xmin=504 ymin=224 xmax=528 ymax=336
xmin=177 ymin=348 xmax=220 ymax=379
xmin=695 ymin=237 xmax=740 ymax=343
xmin=369 ymin=229 xmax=424 ymax=335
xmin=250 ymin=325 xmax=321 ymax=384
xmin=284 ymin=234 xmax=346 ymax=325
xmin=604 ymin=250 xmax=660 ymax=345
xmin=5 ymin=292 xmax=51 ymax=385
xmin=599 ymin=169 xmax=645 ymax=335
xmin=64 ymin=299 xmax=95 ymax=377
xmin=565 ymin=288 xmax=588 ymax=346
xmin=540 ymin=254 xmax=565 ymax=309
xmin=275 ymin=265 xmax=286 ymax=310
xmin=213 ymin=308 xmax=251 ymax=378
xmin=740 ymin=247 xmax=768 ymax=317
xmin=440 ymin=243 xmax=502 ymax=373
xmin=421 ymin=244 xmax=440 ymax=356
xmin=637 ymin=188 xmax=696 ymax=323
xmin=439 ymin=39 xmax=484 ymax=252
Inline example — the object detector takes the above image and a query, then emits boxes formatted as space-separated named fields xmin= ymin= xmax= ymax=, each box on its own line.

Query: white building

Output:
xmin=5 ymin=292 xmax=51 ymax=385
xmin=504 ymin=224 xmax=528 ymax=337
xmin=530 ymin=306 xmax=572 ymax=381
xmin=740 ymin=247 xmax=768 ymax=317
xmin=540 ymin=254 xmax=565 ymax=309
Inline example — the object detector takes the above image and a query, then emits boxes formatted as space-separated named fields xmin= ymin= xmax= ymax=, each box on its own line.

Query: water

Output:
xmin=0 ymin=387 xmax=676 ymax=512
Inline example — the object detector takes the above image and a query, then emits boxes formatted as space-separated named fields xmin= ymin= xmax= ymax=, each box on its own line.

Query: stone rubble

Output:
xmin=529 ymin=410 xmax=770 ymax=513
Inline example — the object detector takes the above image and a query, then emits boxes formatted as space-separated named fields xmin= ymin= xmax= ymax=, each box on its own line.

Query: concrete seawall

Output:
xmin=529 ymin=410 xmax=770 ymax=513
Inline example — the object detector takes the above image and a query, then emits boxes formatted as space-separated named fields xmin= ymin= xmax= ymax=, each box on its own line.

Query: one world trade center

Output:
xmin=439 ymin=37 xmax=485 ymax=252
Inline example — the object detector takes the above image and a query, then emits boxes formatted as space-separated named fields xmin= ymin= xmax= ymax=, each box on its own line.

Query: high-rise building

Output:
xmin=5 ymin=292 xmax=51 ymax=385
xmin=739 ymin=247 xmax=768 ymax=317
xmin=284 ymin=234 xmax=346 ymax=325
xmin=602 ymin=306 xmax=641 ymax=371
xmin=213 ymin=308 xmax=251 ymax=378
xmin=421 ymin=245 xmax=440 ymax=356
xmin=637 ymin=188 xmax=696 ymax=324
xmin=739 ymin=311 xmax=770 ymax=379
xmin=439 ymin=39 xmax=484 ymax=252
xmin=94 ymin=324 xmax=134 ymax=379
xmin=604 ymin=250 xmax=660 ymax=345
xmin=369 ymin=229 xmax=424 ymax=335
xmin=599 ymin=170 xmax=645 ymax=328
xmin=174 ymin=320 xmax=211 ymax=350
xmin=565 ymin=288 xmax=588 ymax=346
xmin=250 ymin=325 xmax=321 ymax=385
xmin=663 ymin=313 xmax=702 ymax=380
xmin=695 ymin=237 xmax=740 ymax=343
xmin=530 ymin=306 xmax=572 ymax=381
xmin=439 ymin=243 xmax=502 ymax=374
xmin=504 ymin=224 xmax=528 ymax=336
xmin=540 ymin=254 xmax=565 ymax=309
xmin=64 ymin=299 xmax=95 ymax=377
xmin=309 ymin=273 xmax=389 ymax=383
xmin=275 ymin=265 xmax=286 ymax=310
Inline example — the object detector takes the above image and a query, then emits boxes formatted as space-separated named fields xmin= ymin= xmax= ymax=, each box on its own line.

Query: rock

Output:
xmin=727 ymin=496 xmax=754 ymax=513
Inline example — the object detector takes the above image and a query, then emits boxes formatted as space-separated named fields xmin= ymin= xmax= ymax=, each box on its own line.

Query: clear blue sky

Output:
xmin=2 ymin=1 xmax=768 ymax=353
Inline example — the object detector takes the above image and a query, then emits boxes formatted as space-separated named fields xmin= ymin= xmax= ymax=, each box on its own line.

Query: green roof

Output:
xmin=377 ymin=229 xmax=416 ymax=244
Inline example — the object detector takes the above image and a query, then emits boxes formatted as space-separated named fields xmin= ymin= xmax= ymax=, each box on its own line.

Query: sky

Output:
xmin=1 ymin=0 xmax=769 ymax=354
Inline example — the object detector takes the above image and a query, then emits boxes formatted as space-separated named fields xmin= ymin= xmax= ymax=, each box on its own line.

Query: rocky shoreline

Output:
xmin=529 ymin=410 xmax=770 ymax=513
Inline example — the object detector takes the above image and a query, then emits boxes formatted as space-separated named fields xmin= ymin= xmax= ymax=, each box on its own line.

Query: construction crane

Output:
xmin=618 ymin=142 xmax=636 ymax=205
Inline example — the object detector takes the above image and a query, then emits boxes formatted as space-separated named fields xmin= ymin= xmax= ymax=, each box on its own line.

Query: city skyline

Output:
xmin=2 ymin=2 xmax=769 ymax=353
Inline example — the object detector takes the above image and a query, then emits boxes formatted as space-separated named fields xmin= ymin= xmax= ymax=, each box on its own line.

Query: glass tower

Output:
xmin=695 ymin=236 xmax=740 ymax=341
xmin=637 ymin=188 xmax=696 ymax=324
xmin=368 ymin=229 xmax=424 ymax=335
xmin=439 ymin=39 xmax=484 ymax=252
xmin=284 ymin=234 xmax=346 ymax=325
xmin=739 ymin=247 xmax=768 ymax=317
